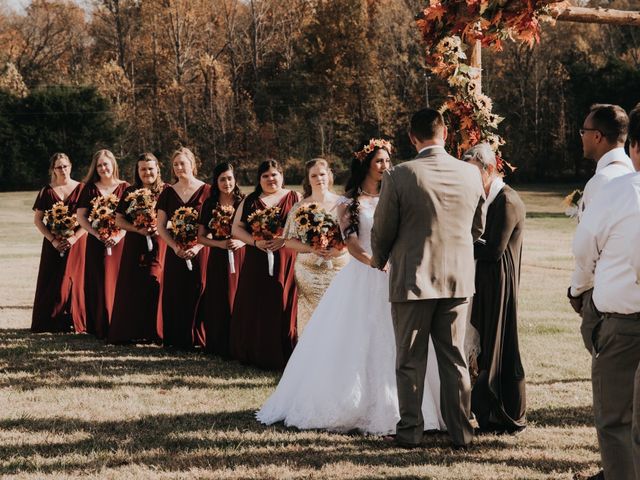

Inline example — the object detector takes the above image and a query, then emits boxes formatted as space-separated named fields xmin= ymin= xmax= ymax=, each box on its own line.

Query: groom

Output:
xmin=371 ymin=108 xmax=486 ymax=448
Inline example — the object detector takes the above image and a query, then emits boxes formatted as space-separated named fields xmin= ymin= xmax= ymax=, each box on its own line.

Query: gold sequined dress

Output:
xmin=284 ymin=200 xmax=349 ymax=335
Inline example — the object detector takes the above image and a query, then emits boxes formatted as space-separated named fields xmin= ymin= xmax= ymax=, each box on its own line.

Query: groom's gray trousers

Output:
xmin=391 ymin=298 xmax=474 ymax=446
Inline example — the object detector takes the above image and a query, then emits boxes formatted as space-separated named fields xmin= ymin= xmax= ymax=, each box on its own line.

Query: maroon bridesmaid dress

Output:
xmin=196 ymin=197 xmax=246 ymax=357
xmin=31 ymin=183 xmax=86 ymax=333
xmin=230 ymin=190 xmax=299 ymax=370
xmin=77 ymin=182 xmax=129 ymax=339
xmin=107 ymin=185 xmax=167 ymax=344
xmin=156 ymin=184 xmax=211 ymax=349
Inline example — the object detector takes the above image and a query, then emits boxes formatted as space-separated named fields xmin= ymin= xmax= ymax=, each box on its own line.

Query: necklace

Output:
xmin=360 ymin=188 xmax=379 ymax=197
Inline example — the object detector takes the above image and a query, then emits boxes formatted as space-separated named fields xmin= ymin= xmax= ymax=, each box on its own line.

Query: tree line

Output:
xmin=0 ymin=0 xmax=639 ymax=190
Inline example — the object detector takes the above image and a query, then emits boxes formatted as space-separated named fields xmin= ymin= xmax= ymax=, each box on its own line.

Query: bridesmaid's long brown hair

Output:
xmin=133 ymin=152 xmax=164 ymax=193
xmin=254 ymin=159 xmax=283 ymax=195
xmin=83 ymin=149 xmax=120 ymax=184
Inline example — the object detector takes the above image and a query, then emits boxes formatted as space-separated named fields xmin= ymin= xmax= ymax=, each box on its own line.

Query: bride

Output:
xmin=257 ymin=139 xmax=444 ymax=434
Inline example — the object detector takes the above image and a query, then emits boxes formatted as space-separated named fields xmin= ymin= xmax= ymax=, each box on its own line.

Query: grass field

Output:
xmin=0 ymin=186 xmax=600 ymax=479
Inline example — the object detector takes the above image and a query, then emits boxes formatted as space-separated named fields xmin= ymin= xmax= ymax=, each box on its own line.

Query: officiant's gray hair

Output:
xmin=462 ymin=143 xmax=496 ymax=169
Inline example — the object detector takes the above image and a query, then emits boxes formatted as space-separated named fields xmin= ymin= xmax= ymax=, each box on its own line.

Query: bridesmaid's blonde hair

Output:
xmin=83 ymin=149 xmax=120 ymax=184
xmin=302 ymin=158 xmax=334 ymax=198
xmin=48 ymin=152 xmax=71 ymax=183
xmin=171 ymin=147 xmax=199 ymax=180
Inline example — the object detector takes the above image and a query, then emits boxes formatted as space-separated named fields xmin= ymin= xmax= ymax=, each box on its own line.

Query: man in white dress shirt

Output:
xmin=569 ymin=103 xmax=640 ymax=480
xmin=569 ymin=104 xmax=633 ymax=355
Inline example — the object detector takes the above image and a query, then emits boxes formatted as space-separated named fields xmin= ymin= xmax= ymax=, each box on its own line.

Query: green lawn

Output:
xmin=0 ymin=186 xmax=600 ymax=479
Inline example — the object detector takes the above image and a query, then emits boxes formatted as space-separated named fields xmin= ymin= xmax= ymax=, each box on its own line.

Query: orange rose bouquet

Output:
xmin=207 ymin=204 xmax=237 ymax=274
xmin=293 ymin=203 xmax=344 ymax=268
xmin=125 ymin=188 xmax=157 ymax=252
xmin=247 ymin=206 xmax=282 ymax=276
xmin=44 ymin=201 xmax=79 ymax=257
xmin=88 ymin=194 xmax=120 ymax=256
xmin=169 ymin=206 xmax=199 ymax=271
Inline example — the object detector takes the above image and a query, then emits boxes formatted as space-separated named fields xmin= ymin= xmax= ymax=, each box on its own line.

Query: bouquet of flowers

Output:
xmin=293 ymin=203 xmax=344 ymax=268
xmin=88 ymin=194 xmax=120 ymax=256
xmin=207 ymin=204 xmax=237 ymax=274
xmin=247 ymin=206 xmax=282 ymax=276
xmin=562 ymin=189 xmax=583 ymax=219
xmin=169 ymin=206 xmax=199 ymax=271
xmin=44 ymin=201 xmax=79 ymax=257
xmin=124 ymin=188 xmax=157 ymax=252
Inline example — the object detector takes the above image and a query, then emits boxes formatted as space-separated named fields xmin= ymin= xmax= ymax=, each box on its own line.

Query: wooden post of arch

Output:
xmin=467 ymin=6 xmax=640 ymax=91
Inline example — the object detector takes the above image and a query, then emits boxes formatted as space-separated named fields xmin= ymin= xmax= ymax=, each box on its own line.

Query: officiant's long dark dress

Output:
xmin=471 ymin=184 xmax=527 ymax=433
xmin=230 ymin=191 xmax=298 ymax=370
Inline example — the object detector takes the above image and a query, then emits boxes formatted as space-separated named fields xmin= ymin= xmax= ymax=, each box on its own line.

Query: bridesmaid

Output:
xmin=77 ymin=149 xmax=129 ymax=339
xmin=156 ymin=147 xmax=211 ymax=350
xmin=196 ymin=162 xmax=246 ymax=357
xmin=31 ymin=153 xmax=87 ymax=333
xmin=230 ymin=159 xmax=301 ymax=370
xmin=283 ymin=159 xmax=349 ymax=335
xmin=108 ymin=153 xmax=167 ymax=344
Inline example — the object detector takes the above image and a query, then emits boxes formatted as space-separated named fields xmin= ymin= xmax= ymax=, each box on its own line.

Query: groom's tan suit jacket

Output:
xmin=371 ymin=145 xmax=486 ymax=301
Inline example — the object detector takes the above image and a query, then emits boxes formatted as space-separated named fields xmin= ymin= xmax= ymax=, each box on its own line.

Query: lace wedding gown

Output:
xmin=257 ymin=196 xmax=444 ymax=434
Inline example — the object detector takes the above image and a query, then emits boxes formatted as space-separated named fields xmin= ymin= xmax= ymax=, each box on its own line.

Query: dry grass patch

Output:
xmin=0 ymin=186 xmax=600 ymax=479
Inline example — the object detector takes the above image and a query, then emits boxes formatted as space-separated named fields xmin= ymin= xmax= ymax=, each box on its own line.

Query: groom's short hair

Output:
xmin=589 ymin=104 xmax=628 ymax=144
xmin=629 ymin=103 xmax=640 ymax=147
xmin=410 ymin=108 xmax=445 ymax=141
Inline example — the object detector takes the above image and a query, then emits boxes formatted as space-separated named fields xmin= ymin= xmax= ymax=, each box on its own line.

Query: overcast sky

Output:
xmin=4 ymin=0 xmax=91 ymax=13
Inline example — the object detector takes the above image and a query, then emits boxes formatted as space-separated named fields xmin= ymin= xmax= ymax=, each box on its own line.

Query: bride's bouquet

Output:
xmin=207 ymin=204 xmax=237 ymax=274
xmin=247 ymin=206 xmax=282 ymax=276
xmin=88 ymin=194 xmax=120 ymax=256
xmin=44 ymin=201 xmax=79 ymax=257
xmin=293 ymin=203 xmax=344 ymax=268
xmin=169 ymin=207 xmax=199 ymax=271
xmin=562 ymin=189 xmax=583 ymax=219
xmin=124 ymin=188 xmax=157 ymax=252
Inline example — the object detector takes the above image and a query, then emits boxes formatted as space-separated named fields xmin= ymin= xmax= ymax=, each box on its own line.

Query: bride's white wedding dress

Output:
xmin=257 ymin=196 xmax=444 ymax=434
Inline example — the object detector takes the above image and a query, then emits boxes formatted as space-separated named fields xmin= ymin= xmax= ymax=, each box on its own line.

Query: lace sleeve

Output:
xmin=283 ymin=202 xmax=301 ymax=240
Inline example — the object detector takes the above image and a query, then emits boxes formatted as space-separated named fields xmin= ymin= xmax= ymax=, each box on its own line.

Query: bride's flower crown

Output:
xmin=353 ymin=138 xmax=392 ymax=162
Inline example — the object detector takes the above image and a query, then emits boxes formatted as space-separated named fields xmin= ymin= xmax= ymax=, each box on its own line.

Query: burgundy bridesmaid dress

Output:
xmin=230 ymin=190 xmax=299 ymax=370
xmin=77 ymin=182 xmax=129 ymax=339
xmin=31 ymin=183 xmax=86 ymax=333
xmin=196 ymin=197 xmax=246 ymax=357
xmin=107 ymin=185 xmax=167 ymax=344
xmin=156 ymin=184 xmax=211 ymax=349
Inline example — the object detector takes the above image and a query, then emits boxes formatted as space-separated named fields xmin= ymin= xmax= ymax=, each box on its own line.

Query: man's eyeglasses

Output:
xmin=579 ymin=128 xmax=601 ymax=137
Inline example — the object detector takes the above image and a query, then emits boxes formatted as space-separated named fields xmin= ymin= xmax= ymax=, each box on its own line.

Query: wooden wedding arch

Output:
xmin=415 ymin=0 xmax=640 ymax=170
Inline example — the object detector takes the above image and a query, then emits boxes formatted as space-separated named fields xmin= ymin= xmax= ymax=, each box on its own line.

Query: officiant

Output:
xmin=463 ymin=143 xmax=527 ymax=433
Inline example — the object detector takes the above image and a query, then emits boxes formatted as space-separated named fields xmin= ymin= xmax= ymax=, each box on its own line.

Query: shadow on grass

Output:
xmin=0 ymin=411 xmax=595 ymax=476
xmin=0 ymin=329 xmax=279 ymax=390
xmin=528 ymin=404 xmax=593 ymax=427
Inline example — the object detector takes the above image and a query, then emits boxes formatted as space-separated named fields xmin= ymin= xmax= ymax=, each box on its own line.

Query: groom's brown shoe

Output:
xmin=382 ymin=435 xmax=421 ymax=449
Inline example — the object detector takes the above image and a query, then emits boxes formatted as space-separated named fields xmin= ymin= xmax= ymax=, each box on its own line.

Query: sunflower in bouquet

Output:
xmin=247 ymin=206 xmax=282 ymax=275
xmin=88 ymin=193 xmax=120 ymax=255
xmin=125 ymin=188 xmax=158 ymax=251
xmin=169 ymin=206 xmax=199 ymax=270
xmin=562 ymin=189 xmax=583 ymax=219
xmin=294 ymin=203 xmax=344 ymax=267
xmin=208 ymin=204 xmax=238 ymax=273
xmin=44 ymin=201 xmax=79 ymax=257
